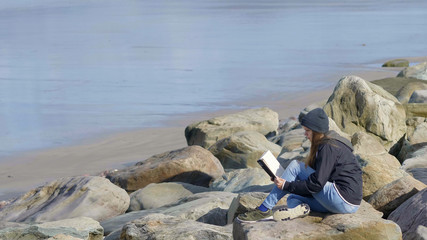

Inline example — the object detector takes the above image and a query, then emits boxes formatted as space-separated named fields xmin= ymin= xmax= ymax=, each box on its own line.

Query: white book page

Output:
xmin=260 ymin=150 xmax=285 ymax=177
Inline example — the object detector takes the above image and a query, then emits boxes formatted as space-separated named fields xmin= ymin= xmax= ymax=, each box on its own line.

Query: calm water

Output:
xmin=0 ymin=0 xmax=426 ymax=158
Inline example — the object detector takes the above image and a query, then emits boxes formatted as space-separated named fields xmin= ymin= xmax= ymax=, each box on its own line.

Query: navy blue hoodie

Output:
xmin=283 ymin=130 xmax=363 ymax=205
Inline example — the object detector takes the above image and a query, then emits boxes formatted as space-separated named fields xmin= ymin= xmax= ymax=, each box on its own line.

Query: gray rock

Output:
xmin=47 ymin=234 xmax=83 ymax=240
xmin=208 ymin=131 xmax=282 ymax=169
xmin=101 ymin=191 xmax=237 ymax=235
xmin=399 ymin=142 xmax=427 ymax=163
xmin=401 ymin=145 xmax=427 ymax=171
xmin=278 ymin=118 xmax=300 ymax=133
xmin=352 ymin=132 xmax=407 ymax=199
xmin=119 ymin=213 xmax=232 ymax=240
xmin=406 ymin=118 xmax=427 ymax=144
xmin=185 ymin=107 xmax=279 ymax=149
xmin=388 ymin=188 xmax=427 ymax=239
xmin=406 ymin=225 xmax=427 ymax=240
xmin=409 ymin=122 xmax=427 ymax=145
xmin=0 ymin=217 xmax=103 ymax=240
xmin=383 ymin=59 xmax=410 ymax=67
xmin=278 ymin=149 xmax=306 ymax=163
xmin=209 ymin=168 xmax=273 ymax=193
xmin=396 ymin=139 xmax=415 ymax=163
xmin=301 ymin=139 xmax=311 ymax=150
xmin=402 ymin=156 xmax=427 ymax=171
xmin=278 ymin=128 xmax=306 ymax=151
xmin=233 ymin=201 xmax=402 ymax=240
xmin=106 ymin=146 xmax=225 ymax=191
xmin=328 ymin=117 xmax=352 ymax=140
xmin=409 ymin=168 xmax=427 ymax=185
xmin=409 ymin=90 xmax=427 ymax=103
xmin=101 ymin=209 xmax=158 ymax=236
xmin=371 ymin=77 xmax=427 ymax=98
xmin=404 ymin=103 xmax=427 ymax=118
xmin=0 ymin=176 xmax=129 ymax=223
xmin=104 ymin=229 xmax=121 ymax=240
xmin=397 ymin=62 xmax=427 ymax=80
xmin=128 ymin=182 xmax=210 ymax=211
xmin=0 ymin=222 xmax=27 ymax=230
xmin=397 ymin=81 xmax=427 ymax=103
xmin=324 ymin=75 xmax=407 ymax=150
xmin=410 ymin=144 xmax=427 ymax=158
xmin=352 ymin=131 xmax=388 ymax=155
xmin=368 ymin=175 xmax=426 ymax=218
xmin=161 ymin=191 xmax=237 ymax=226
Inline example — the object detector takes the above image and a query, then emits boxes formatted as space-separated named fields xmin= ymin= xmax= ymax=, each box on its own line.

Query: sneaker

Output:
xmin=273 ymin=203 xmax=310 ymax=221
xmin=236 ymin=208 xmax=273 ymax=223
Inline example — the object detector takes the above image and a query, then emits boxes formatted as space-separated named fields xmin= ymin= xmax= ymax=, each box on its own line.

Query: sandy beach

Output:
xmin=0 ymin=63 xmax=408 ymax=201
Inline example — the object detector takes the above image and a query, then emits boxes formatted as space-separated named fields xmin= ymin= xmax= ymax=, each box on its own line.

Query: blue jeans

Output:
xmin=262 ymin=160 xmax=359 ymax=214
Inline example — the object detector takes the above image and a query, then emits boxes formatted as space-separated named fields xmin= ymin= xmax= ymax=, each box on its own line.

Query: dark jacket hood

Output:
xmin=325 ymin=130 xmax=354 ymax=152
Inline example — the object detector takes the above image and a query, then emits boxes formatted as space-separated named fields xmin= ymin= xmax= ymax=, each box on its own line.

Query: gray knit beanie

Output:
xmin=301 ymin=108 xmax=329 ymax=133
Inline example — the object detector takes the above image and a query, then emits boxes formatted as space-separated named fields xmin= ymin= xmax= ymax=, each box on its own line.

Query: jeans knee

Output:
xmin=287 ymin=160 xmax=300 ymax=170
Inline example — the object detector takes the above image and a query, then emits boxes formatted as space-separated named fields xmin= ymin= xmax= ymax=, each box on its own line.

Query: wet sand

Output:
xmin=0 ymin=63 xmax=410 ymax=201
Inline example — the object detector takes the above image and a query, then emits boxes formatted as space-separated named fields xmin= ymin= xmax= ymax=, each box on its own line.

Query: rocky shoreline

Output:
xmin=0 ymin=61 xmax=427 ymax=239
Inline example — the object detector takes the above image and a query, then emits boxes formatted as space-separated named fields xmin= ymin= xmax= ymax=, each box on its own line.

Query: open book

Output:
xmin=257 ymin=150 xmax=285 ymax=179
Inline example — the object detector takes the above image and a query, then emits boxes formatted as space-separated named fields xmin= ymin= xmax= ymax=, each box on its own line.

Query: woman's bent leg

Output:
xmin=287 ymin=194 xmax=329 ymax=213
xmin=312 ymin=182 xmax=359 ymax=214
xmin=262 ymin=160 xmax=315 ymax=209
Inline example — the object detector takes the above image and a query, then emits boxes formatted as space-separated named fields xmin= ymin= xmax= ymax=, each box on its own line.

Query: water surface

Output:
xmin=0 ymin=0 xmax=426 ymax=158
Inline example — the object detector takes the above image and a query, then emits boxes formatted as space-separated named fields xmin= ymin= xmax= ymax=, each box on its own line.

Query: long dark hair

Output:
xmin=305 ymin=131 xmax=327 ymax=168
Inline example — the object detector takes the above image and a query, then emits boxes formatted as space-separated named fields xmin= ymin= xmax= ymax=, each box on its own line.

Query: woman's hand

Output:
xmin=274 ymin=177 xmax=286 ymax=190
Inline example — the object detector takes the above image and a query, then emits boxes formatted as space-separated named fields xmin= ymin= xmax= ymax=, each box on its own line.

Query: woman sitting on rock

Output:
xmin=237 ymin=108 xmax=363 ymax=222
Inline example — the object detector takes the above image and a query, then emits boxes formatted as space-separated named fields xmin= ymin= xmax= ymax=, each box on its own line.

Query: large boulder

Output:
xmin=351 ymin=132 xmax=407 ymax=199
xmin=0 ymin=176 xmax=129 ymax=222
xmin=397 ymin=62 xmax=427 ymax=80
xmin=388 ymin=188 xmax=427 ymax=240
xmin=324 ymin=75 xmax=406 ymax=149
xmin=368 ymin=175 xmax=426 ymax=218
xmin=185 ymin=107 xmax=279 ymax=149
xmin=119 ymin=213 xmax=232 ymax=240
xmin=0 ymin=217 xmax=103 ymax=240
xmin=101 ymin=191 xmax=237 ymax=235
xmin=328 ymin=117 xmax=352 ymax=140
xmin=106 ymin=146 xmax=225 ymax=191
xmin=210 ymin=168 xmax=273 ymax=193
xmin=128 ymin=182 xmax=210 ymax=211
xmin=233 ymin=201 xmax=402 ymax=240
xmin=208 ymin=131 xmax=282 ymax=169
xmin=161 ymin=191 xmax=237 ymax=226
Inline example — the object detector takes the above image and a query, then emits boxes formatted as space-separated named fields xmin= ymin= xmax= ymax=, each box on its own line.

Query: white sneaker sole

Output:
xmin=273 ymin=203 xmax=310 ymax=221
xmin=236 ymin=215 xmax=273 ymax=223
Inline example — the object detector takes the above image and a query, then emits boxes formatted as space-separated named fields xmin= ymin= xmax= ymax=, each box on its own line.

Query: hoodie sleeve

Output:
xmin=282 ymin=143 xmax=336 ymax=195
